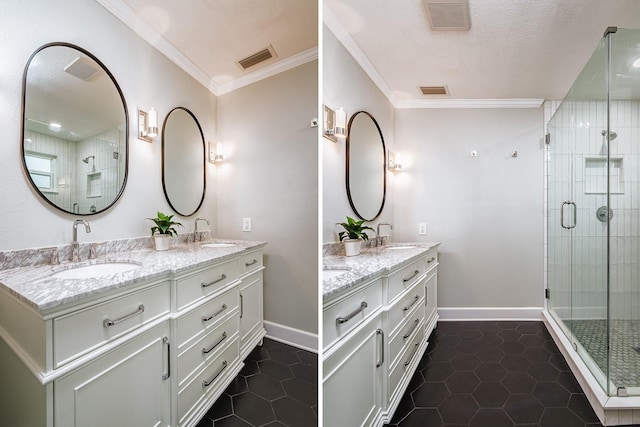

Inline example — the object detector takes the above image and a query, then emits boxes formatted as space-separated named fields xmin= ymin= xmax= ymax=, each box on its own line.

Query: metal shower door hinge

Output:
xmin=545 ymin=133 xmax=551 ymax=145
xmin=545 ymin=288 xmax=550 ymax=299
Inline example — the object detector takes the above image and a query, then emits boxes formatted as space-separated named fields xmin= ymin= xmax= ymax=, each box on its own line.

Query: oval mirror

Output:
xmin=21 ymin=43 xmax=128 ymax=215
xmin=346 ymin=111 xmax=387 ymax=221
xmin=162 ymin=107 xmax=206 ymax=216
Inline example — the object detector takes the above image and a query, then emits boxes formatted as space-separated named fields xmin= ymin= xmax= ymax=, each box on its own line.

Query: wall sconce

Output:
xmin=388 ymin=150 xmax=403 ymax=172
xmin=323 ymin=105 xmax=347 ymax=142
xmin=209 ymin=142 xmax=224 ymax=163
xmin=138 ymin=107 xmax=158 ymax=142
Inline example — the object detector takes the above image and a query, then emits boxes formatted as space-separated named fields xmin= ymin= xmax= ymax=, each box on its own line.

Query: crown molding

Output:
xmin=394 ymin=98 xmax=545 ymax=109
xmin=324 ymin=6 xmax=544 ymax=110
xmin=96 ymin=0 xmax=316 ymax=97
xmin=216 ymin=47 xmax=318 ymax=96
xmin=323 ymin=6 xmax=399 ymax=106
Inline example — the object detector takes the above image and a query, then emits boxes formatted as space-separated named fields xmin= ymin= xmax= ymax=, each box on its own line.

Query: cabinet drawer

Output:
xmin=387 ymin=258 xmax=427 ymax=302
xmin=176 ymin=259 xmax=238 ymax=310
xmin=425 ymin=269 xmax=437 ymax=322
xmin=388 ymin=326 xmax=425 ymax=401
xmin=323 ymin=279 xmax=383 ymax=351
xmin=178 ymin=337 xmax=239 ymax=424
xmin=176 ymin=287 xmax=239 ymax=349
xmin=238 ymin=250 xmax=263 ymax=277
xmin=177 ymin=312 xmax=239 ymax=388
xmin=388 ymin=279 xmax=425 ymax=334
xmin=53 ymin=281 xmax=170 ymax=368
xmin=389 ymin=305 xmax=425 ymax=367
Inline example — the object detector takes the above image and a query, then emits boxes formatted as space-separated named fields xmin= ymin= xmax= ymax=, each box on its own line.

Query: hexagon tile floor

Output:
xmin=384 ymin=321 xmax=640 ymax=427
xmin=195 ymin=338 xmax=317 ymax=427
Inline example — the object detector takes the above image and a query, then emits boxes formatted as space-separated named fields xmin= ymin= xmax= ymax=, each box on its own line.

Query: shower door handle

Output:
xmin=561 ymin=201 xmax=577 ymax=229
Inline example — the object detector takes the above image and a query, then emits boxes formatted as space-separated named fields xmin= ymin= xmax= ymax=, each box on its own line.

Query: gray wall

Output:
xmin=0 ymin=0 xmax=217 ymax=249
xmin=394 ymin=108 xmax=545 ymax=310
xmin=216 ymin=61 xmax=318 ymax=336
xmin=323 ymin=26 xmax=396 ymax=243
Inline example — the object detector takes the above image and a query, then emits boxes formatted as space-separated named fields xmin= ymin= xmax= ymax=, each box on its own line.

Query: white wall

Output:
xmin=0 ymin=0 xmax=217 ymax=250
xmin=323 ymin=26 xmax=395 ymax=243
xmin=216 ymin=61 xmax=318 ymax=336
xmin=394 ymin=108 xmax=545 ymax=311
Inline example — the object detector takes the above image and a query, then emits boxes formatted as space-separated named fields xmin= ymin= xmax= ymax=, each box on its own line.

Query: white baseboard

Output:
xmin=264 ymin=321 xmax=318 ymax=353
xmin=437 ymin=307 xmax=544 ymax=321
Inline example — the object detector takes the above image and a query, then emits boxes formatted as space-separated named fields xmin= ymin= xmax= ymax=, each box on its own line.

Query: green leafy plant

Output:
xmin=338 ymin=216 xmax=374 ymax=241
xmin=147 ymin=211 xmax=183 ymax=236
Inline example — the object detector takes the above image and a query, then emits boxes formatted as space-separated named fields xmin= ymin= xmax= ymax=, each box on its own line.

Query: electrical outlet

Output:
xmin=418 ymin=223 xmax=427 ymax=235
xmin=242 ymin=218 xmax=252 ymax=232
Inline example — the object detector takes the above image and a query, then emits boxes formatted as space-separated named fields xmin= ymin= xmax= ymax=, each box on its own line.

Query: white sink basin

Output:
xmin=200 ymin=242 xmax=238 ymax=248
xmin=50 ymin=262 xmax=141 ymax=280
xmin=386 ymin=245 xmax=419 ymax=250
xmin=322 ymin=269 xmax=350 ymax=280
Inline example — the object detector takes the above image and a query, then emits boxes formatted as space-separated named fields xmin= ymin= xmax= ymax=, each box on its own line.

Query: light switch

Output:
xmin=242 ymin=218 xmax=252 ymax=232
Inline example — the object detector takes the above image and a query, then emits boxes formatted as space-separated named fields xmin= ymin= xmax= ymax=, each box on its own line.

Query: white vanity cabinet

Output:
xmin=322 ymin=245 xmax=439 ymax=427
xmin=237 ymin=249 xmax=266 ymax=360
xmin=0 ymin=243 xmax=266 ymax=427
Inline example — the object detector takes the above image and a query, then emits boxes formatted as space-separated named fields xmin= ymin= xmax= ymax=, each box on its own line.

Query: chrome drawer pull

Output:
xmin=202 ymin=360 xmax=227 ymax=388
xmin=402 ymin=270 xmax=420 ymax=283
xmin=336 ymin=301 xmax=368 ymax=326
xmin=403 ymin=295 xmax=420 ymax=312
xmin=202 ymin=332 xmax=227 ymax=354
xmin=240 ymin=294 xmax=243 ymax=319
xmin=245 ymin=259 xmax=258 ymax=267
xmin=103 ymin=304 xmax=144 ymax=327
xmin=201 ymin=274 xmax=227 ymax=288
xmin=376 ymin=329 xmax=384 ymax=368
xmin=427 ymin=257 xmax=436 ymax=263
xmin=202 ymin=304 xmax=227 ymax=322
xmin=404 ymin=342 xmax=420 ymax=368
xmin=162 ymin=336 xmax=170 ymax=380
xmin=403 ymin=319 xmax=420 ymax=340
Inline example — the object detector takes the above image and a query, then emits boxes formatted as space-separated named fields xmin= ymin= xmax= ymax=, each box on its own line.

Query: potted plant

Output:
xmin=147 ymin=211 xmax=183 ymax=251
xmin=338 ymin=216 xmax=374 ymax=256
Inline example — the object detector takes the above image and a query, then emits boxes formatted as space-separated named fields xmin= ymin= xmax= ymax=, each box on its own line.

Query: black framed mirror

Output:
xmin=21 ymin=43 xmax=129 ymax=215
xmin=162 ymin=107 xmax=206 ymax=217
xmin=346 ymin=111 xmax=387 ymax=221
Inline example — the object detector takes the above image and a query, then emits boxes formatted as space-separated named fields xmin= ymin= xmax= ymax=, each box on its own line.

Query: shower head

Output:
xmin=82 ymin=155 xmax=94 ymax=163
xmin=601 ymin=130 xmax=617 ymax=140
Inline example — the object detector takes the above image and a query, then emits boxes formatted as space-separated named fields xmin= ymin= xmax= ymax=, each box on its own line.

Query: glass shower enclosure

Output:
xmin=547 ymin=27 xmax=640 ymax=397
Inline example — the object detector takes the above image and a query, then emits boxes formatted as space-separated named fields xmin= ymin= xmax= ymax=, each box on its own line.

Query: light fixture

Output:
xmin=49 ymin=122 xmax=62 ymax=132
xmin=633 ymin=57 xmax=640 ymax=68
xmin=388 ymin=150 xmax=403 ymax=172
xmin=138 ymin=107 xmax=158 ymax=142
xmin=209 ymin=141 xmax=224 ymax=163
xmin=323 ymin=105 xmax=347 ymax=142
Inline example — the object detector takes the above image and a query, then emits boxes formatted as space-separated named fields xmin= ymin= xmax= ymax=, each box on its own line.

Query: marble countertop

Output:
xmin=322 ymin=242 xmax=440 ymax=304
xmin=0 ymin=239 xmax=266 ymax=314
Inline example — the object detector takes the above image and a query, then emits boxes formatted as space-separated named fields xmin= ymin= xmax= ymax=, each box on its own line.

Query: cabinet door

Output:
xmin=239 ymin=271 xmax=265 ymax=359
xmin=55 ymin=322 xmax=171 ymax=427
xmin=323 ymin=316 xmax=383 ymax=427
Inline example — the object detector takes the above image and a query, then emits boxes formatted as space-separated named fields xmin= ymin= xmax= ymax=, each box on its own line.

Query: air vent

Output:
xmin=238 ymin=45 xmax=277 ymax=70
xmin=420 ymin=86 xmax=449 ymax=96
xmin=64 ymin=57 xmax=101 ymax=81
xmin=422 ymin=0 xmax=470 ymax=31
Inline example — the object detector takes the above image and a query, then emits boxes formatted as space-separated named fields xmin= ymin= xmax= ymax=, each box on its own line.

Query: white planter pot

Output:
xmin=343 ymin=238 xmax=362 ymax=257
xmin=153 ymin=235 xmax=171 ymax=251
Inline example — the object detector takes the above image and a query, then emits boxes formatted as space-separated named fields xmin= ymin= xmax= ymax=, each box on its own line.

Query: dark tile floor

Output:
xmin=195 ymin=338 xmax=317 ymax=427
xmin=385 ymin=321 xmax=640 ymax=427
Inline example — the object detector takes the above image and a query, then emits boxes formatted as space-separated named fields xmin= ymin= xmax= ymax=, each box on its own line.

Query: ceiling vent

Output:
xmin=238 ymin=45 xmax=277 ymax=70
xmin=421 ymin=0 xmax=470 ymax=31
xmin=64 ymin=57 xmax=101 ymax=81
xmin=420 ymin=86 xmax=449 ymax=96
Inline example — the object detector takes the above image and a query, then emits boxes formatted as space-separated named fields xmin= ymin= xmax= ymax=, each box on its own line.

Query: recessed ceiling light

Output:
xmin=633 ymin=57 xmax=640 ymax=68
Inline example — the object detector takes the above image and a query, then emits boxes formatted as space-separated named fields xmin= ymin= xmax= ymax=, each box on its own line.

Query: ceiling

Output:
xmin=96 ymin=0 xmax=318 ymax=95
xmin=324 ymin=0 xmax=640 ymax=108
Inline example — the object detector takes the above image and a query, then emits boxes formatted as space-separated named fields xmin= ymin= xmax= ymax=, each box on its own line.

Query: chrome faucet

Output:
xmin=194 ymin=217 xmax=210 ymax=242
xmin=72 ymin=219 xmax=91 ymax=262
xmin=376 ymin=222 xmax=393 ymax=246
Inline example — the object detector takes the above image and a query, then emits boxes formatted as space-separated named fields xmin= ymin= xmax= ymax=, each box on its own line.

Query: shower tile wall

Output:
xmin=546 ymin=100 xmax=640 ymax=322
xmin=23 ymin=128 xmax=125 ymax=214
